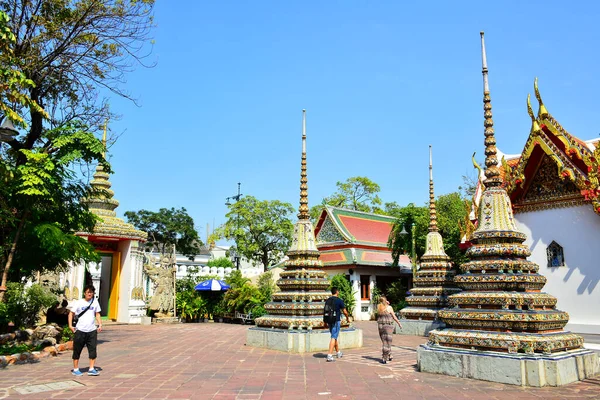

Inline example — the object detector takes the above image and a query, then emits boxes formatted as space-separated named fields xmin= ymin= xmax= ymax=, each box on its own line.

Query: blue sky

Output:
xmin=104 ymin=1 xmax=600 ymax=243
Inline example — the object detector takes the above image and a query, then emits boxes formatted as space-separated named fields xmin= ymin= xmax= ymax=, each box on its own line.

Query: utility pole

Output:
xmin=225 ymin=183 xmax=243 ymax=269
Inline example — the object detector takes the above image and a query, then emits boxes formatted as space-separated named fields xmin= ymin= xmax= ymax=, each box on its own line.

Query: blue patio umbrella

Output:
xmin=194 ymin=279 xmax=231 ymax=291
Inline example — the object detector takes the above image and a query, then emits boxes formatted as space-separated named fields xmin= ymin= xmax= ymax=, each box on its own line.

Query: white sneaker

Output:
xmin=336 ymin=351 xmax=343 ymax=358
xmin=326 ymin=355 xmax=334 ymax=362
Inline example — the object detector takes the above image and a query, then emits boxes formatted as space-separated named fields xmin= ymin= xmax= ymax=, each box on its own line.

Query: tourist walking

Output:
xmin=68 ymin=285 xmax=102 ymax=376
xmin=325 ymin=287 xmax=351 ymax=362
xmin=377 ymin=295 xmax=402 ymax=364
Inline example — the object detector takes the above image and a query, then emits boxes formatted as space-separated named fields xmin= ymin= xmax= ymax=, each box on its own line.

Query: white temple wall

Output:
xmin=62 ymin=261 xmax=85 ymax=302
xmin=127 ymin=243 xmax=146 ymax=324
xmin=515 ymin=205 xmax=600 ymax=334
xmin=116 ymin=240 xmax=133 ymax=323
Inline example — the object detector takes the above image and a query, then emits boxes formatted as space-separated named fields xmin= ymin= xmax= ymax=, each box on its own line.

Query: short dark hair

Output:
xmin=83 ymin=285 xmax=96 ymax=294
xmin=331 ymin=287 xmax=339 ymax=295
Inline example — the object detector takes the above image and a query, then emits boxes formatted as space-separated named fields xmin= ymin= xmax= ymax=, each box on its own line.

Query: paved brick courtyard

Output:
xmin=0 ymin=321 xmax=598 ymax=399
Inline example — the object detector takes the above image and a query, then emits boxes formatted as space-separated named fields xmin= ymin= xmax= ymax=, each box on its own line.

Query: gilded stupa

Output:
xmin=255 ymin=110 xmax=334 ymax=330
xmin=77 ymin=125 xmax=147 ymax=242
xmin=400 ymin=146 xmax=460 ymax=323
xmin=428 ymin=33 xmax=583 ymax=355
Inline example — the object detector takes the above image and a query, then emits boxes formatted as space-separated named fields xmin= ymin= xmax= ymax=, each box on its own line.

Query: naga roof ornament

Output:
xmin=428 ymin=32 xmax=584 ymax=354
xmin=502 ymin=79 xmax=600 ymax=214
xmin=77 ymin=123 xmax=147 ymax=242
xmin=255 ymin=110 xmax=335 ymax=330
xmin=400 ymin=145 xmax=460 ymax=321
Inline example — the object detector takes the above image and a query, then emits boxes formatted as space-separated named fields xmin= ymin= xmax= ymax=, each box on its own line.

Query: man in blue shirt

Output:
xmin=326 ymin=287 xmax=350 ymax=362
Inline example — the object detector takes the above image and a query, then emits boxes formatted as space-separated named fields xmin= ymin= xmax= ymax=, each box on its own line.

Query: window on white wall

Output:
xmin=546 ymin=241 xmax=565 ymax=268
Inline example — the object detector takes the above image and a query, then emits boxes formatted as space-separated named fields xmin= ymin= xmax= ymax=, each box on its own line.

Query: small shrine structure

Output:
xmin=417 ymin=32 xmax=598 ymax=387
xmin=60 ymin=127 xmax=148 ymax=323
xmin=314 ymin=207 xmax=412 ymax=320
xmin=247 ymin=110 xmax=363 ymax=352
xmin=398 ymin=146 xmax=460 ymax=335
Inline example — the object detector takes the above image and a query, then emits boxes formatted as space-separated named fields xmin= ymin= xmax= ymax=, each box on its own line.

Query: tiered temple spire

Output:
xmin=255 ymin=110 xmax=333 ymax=330
xmin=400 ymin=146 xmax=460 ymax=321
xmin=429 ymin=32 xmax=583 ymax=354
xmin=77 ymin=123 xmax=147 ymax=241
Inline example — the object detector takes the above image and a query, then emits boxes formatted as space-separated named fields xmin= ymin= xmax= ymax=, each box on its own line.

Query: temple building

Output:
xmin=59 ymin=128 xmax=148 ymax=323
xmin=313 ymin=207 xmax=412 ymax=320
xmin=462 ymin=82 xmax=600 ymax=335
xmin=248 ymin=110 xmax=362 ymax=351
xmin=418 ymin=32 xmax=598 ymax=387
xmin=497 ymin=82 xmax=600 ymax=335
xmin=399 ymin=146 xmax=460 ymax=335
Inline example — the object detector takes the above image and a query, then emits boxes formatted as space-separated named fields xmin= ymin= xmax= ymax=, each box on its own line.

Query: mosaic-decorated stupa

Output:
xmin=401 ymin=146 xmax=460 ymax=321
xmin=430 ymin=32 xmax=584 ymax=354
xmin=77 ymin=127 xmax=147 ymax=241
xmin=255 ymin=110 xmax=337 ymax=330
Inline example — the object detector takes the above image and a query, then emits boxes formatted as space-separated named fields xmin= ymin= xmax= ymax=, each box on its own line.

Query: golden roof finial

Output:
xmin=534 ymin=77 xmax=549 ymax=118
xmin=428 ymin=145 xmax=438 ymax=232
xmin=527 ymin=93 xmax=535 ymax=121
xmin=102 ymin=119 xmax=108 ymax=158
xmin=527 ymin=93 xmax=542 ymax=135
xmin=298 ymin=109 xmax=310 ymax=220
xmin=480 ymin=31 xmax=502 ymax=188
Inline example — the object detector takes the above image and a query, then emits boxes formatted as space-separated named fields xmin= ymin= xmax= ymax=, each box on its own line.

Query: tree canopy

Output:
xmin=1 ymin=0 xmax=156 ymax=161
xmin=124 ymin=207 xmax=203 ymax=258
xmin=215 ymin=196 xmax=294 ymax=272
xmin=387 ymin=192 xmax=469 ymax=268
xmin=310 ymin=176 xmax=383 ymax=221
xmin=0 ymin=2 xmax=156 ymax=300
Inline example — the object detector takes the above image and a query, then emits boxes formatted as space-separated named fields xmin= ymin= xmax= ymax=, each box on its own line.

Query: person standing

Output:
xmin=377 ymin=295 xmax=402 ymax=364
xmin=68 ymin=285 xmax=102 ymax=376
xmin=326 ymin=287 xmax=351 ymax=362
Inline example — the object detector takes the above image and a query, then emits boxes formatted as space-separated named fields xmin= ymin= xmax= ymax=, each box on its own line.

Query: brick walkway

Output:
xmin=0 ymin=321 xmax=598 ymax=399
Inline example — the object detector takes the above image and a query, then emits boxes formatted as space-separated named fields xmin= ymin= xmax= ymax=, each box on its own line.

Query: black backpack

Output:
xmin=323 ymin=296 xmax=337 ymax=326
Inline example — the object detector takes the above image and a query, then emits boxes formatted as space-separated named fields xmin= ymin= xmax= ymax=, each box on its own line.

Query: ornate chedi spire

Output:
xmin=430 ymin=32 xmax=583 ymax=354
xmin=255 ymin=110 xmax=334 ymax=330
xmin=400 ymin=146 xmax=460 ymax=322
xmin=77 ymin=123 xmax=147 ymax=241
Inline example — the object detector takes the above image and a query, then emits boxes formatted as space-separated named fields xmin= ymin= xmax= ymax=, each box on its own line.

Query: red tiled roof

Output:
xmin=337 ymin=215 xmax=393 ymax=244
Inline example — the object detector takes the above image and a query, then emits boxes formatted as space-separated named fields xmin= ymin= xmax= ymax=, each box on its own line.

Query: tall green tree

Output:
xmin=1 ymin=0 xmax=156 ymax=164
xmin=0 ymin=122 xmax=108 ymax=299
xmin=0 ymin=11 xmax=45 ymax=127
xmin=0 ymin=1 xmax=155 ymax=300
xmin=124 ymin=208 xmax=203 ymax=258
xmin=435 ymin=192 xmax=470 ymax=266
xmin=310 ymin=176 xmax=384 ymax=221
xmin=215 ymin=196 xmax=294 ymax=272
xmin=387 ymin=203 xmax=428 ymax=267
xmin=387 ymin=193 xmax=469 ymax=268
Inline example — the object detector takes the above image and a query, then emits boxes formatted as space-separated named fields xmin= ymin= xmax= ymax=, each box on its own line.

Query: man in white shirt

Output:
xmin=68 ymin=285 xmax=102 ymax=376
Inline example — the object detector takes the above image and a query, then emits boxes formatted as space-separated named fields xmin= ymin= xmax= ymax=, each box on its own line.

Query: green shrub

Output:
xmin=3 ymin=283 xmax=57 ymax=329
xmin=176 ymin=290 xmax=207 ymax=322
xmin=329 ymin=274 xmax=356 ymax=315
xmin=385 ymin=281 xmax=408 ymax=311
xmin=250 ymin=305 xmax=266 ymax=319
xmin=0 ymin=343 xmax=36 ymax=355
xmin=61 ymin=325 xmax=74 ymax=343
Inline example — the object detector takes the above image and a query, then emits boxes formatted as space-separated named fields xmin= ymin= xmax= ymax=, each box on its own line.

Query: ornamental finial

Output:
xmin=102 ymin=120 xmax=108 ymax=158
xmin=480 ymin=32 xmax=502 ymax=188
xmin=428 ymin=145 xmax=438 ymax=232
xmin=298 ymin=109 xmax=310 ymax=219
xmin=527 ymin=93 xmax=542 ymax=135
xmin=534 ymin=77 xmax=549 ymax=118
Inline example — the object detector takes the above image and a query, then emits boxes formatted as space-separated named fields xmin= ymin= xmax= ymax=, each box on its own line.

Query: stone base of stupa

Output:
xmin=417 ymin=344 xmax=599 ymax=387
xmin=395 ymin=319 xmax=445 ymax=336
xmin=246 ymin=326 xmax=363 ymax=353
